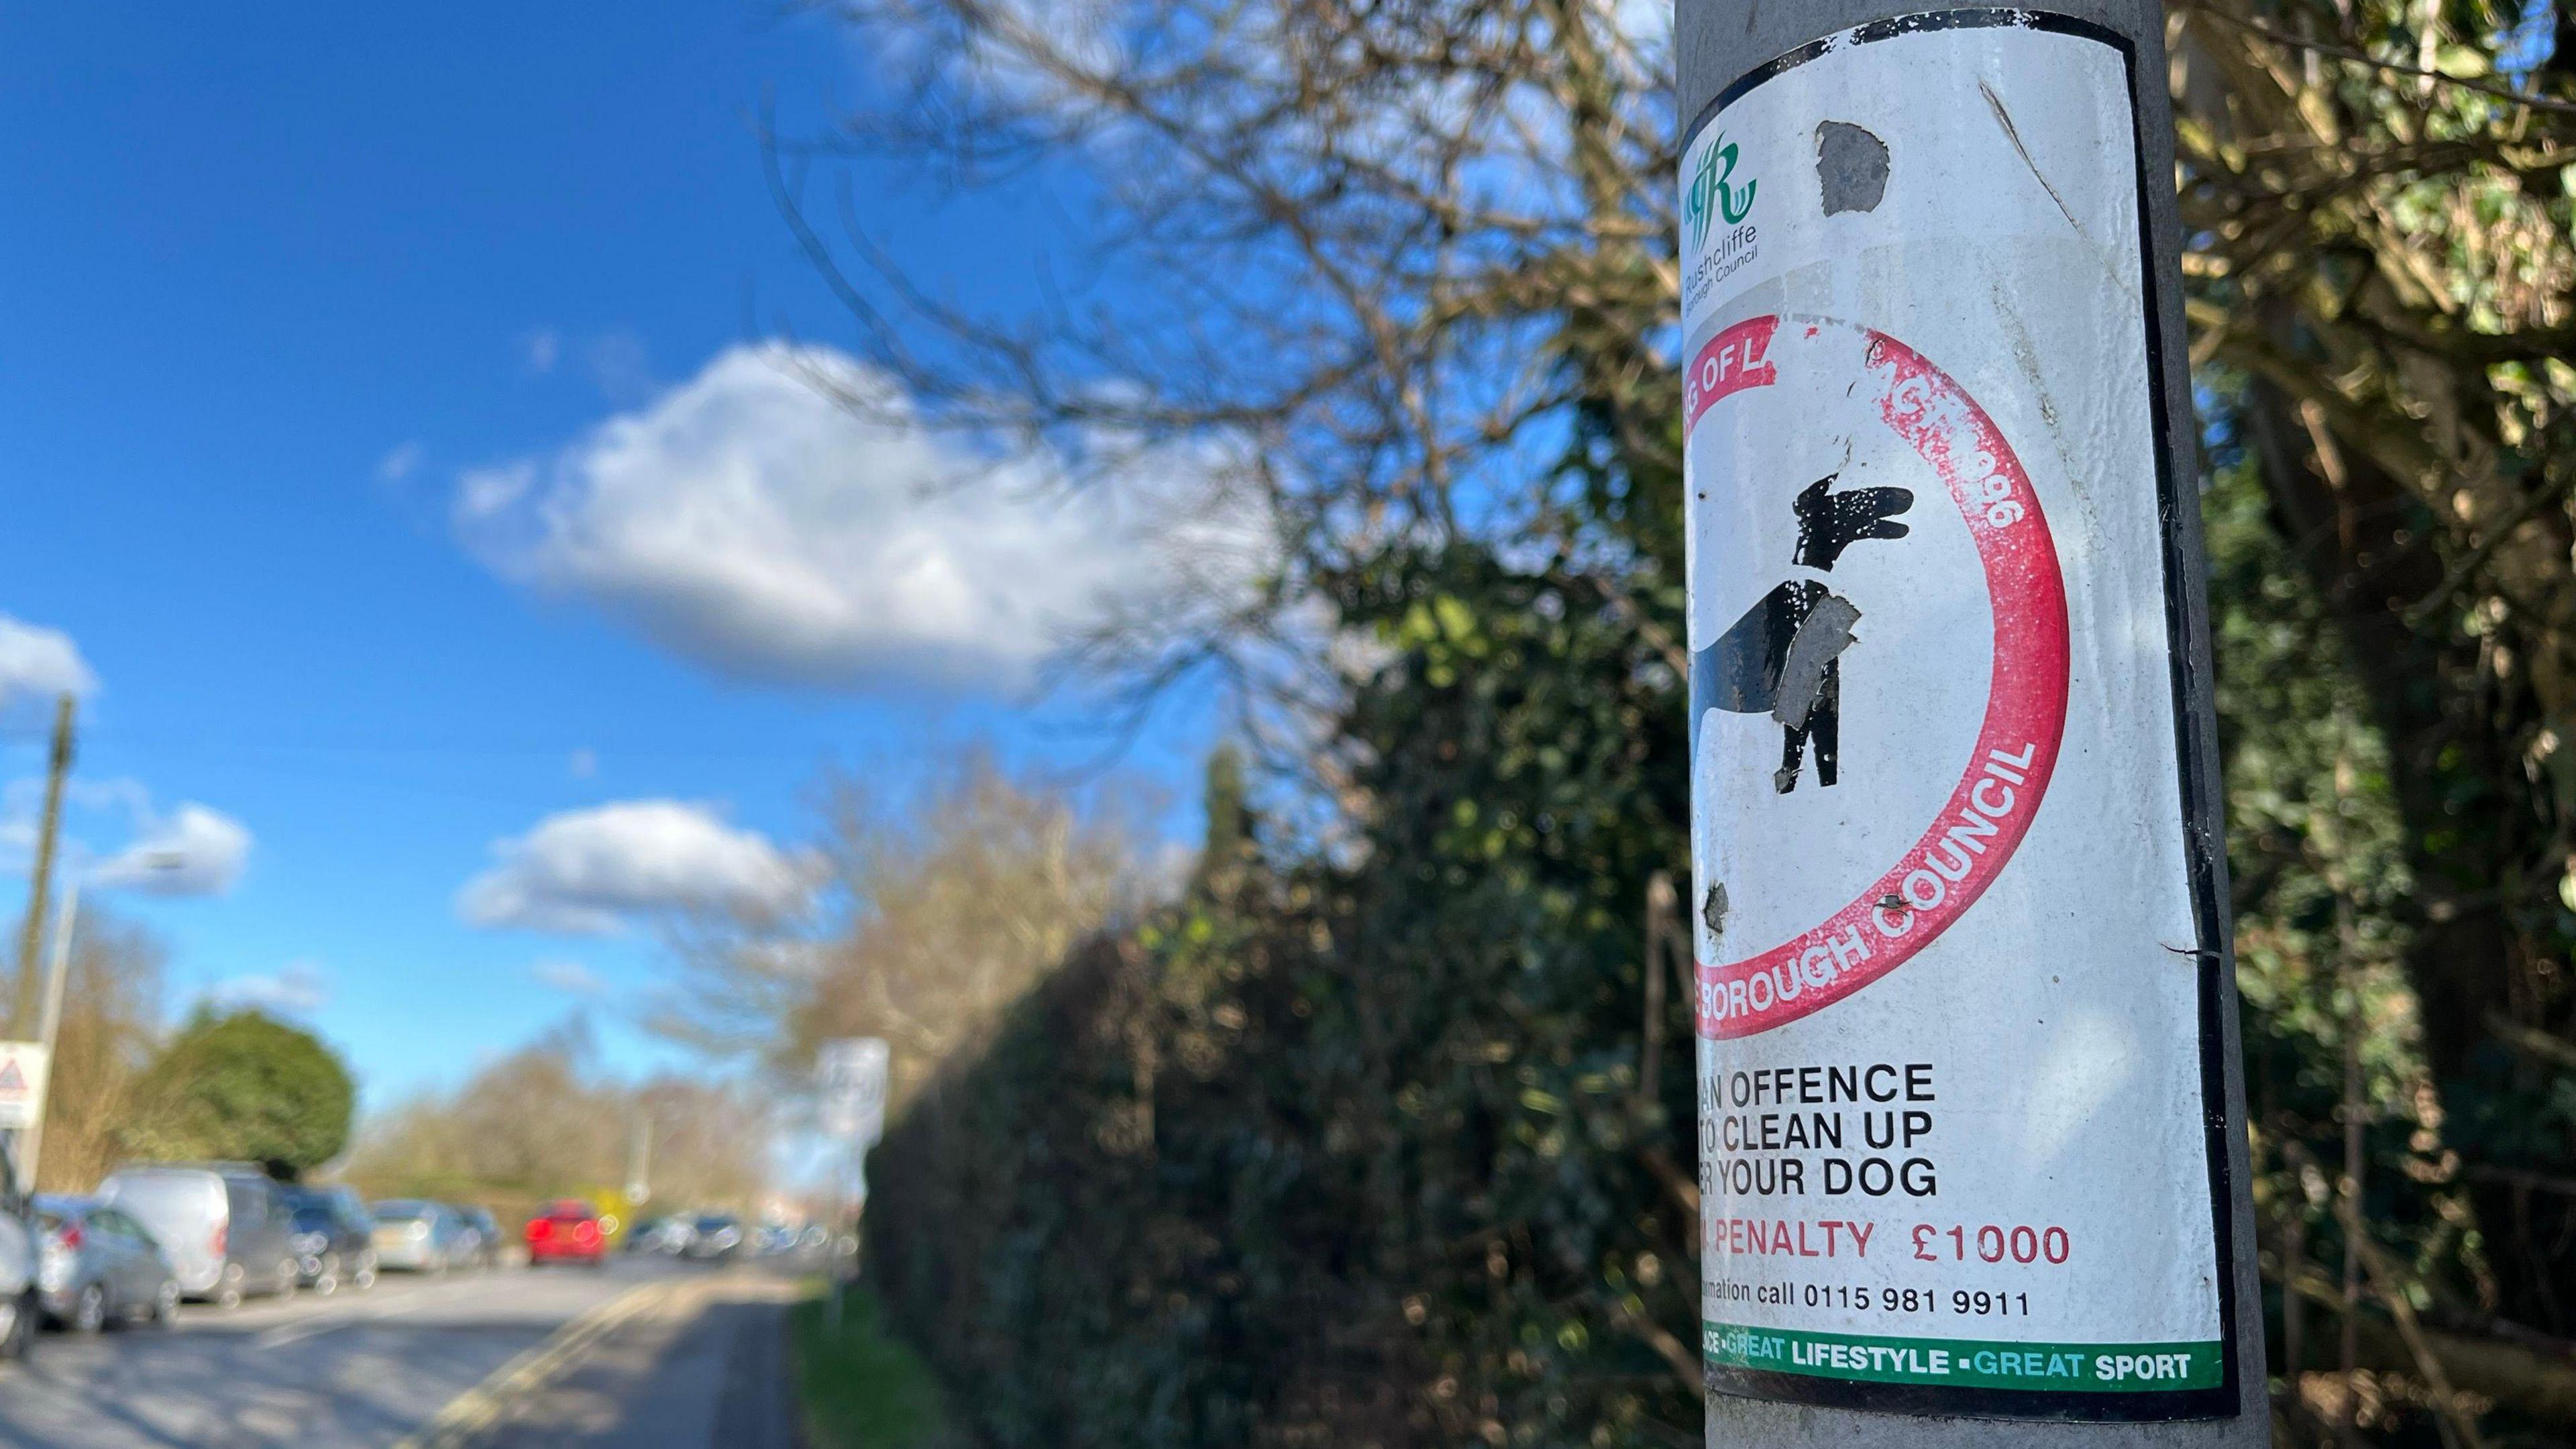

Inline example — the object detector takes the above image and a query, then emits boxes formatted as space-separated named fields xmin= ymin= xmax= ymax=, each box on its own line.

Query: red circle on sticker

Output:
xmin=1690 ymin=316 xmax=2071 ymax=1039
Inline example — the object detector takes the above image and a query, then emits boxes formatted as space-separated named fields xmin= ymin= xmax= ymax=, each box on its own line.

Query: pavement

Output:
xmin=0 ymin=1254 xmax=804 ymax=1449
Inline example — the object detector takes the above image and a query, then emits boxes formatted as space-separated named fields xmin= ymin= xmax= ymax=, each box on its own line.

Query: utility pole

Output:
xmin=18 ymin=879 xmax=78 ymax=1195
xmin=1676 ymin=1 xmax=2265 ymax=1444
xmin=12 ymin=694 xmax=74 ymax=1036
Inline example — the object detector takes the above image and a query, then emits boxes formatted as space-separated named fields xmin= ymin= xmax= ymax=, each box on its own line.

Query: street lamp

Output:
xmin=20 ymin=849 xmax=197 ymax=1192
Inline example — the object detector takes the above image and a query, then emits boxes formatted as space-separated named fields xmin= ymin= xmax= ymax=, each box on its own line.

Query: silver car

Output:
xmin=32 ymin=1197 xmax=177 ymax=1332
xmin=680 ymin=1214 xmax=743 ymax=1260
xmin=626 ymin=1217 xmax=693 ymax=1255
xmin=98 ymin=1164 xmax=299 ymax=1308
xmin=368 ymin=1200 xmax=470 ymax=1273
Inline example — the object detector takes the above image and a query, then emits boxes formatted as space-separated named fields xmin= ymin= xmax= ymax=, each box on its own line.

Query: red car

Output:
xmin=525 ymin=1201 xmax=606 ymax=1267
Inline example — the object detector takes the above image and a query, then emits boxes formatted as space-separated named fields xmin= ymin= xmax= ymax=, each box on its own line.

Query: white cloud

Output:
xmin=531 ymin=958 xmax=609 ymax=997
xmin=0 ymin=618 xmax=96 ymax=714
xmin=3 ymin=780 xmax=252 ymax=900
xmin=568 ymin=748 xmax=598 ymax=780
xmin=89 ymin=804 xmax=254 ymax=897
xmin=522 ymin=327 xmax=562 ymax=374
xmin=452 ymin=343 xmax=1263 ymax=691
xmin=377 ymin=441 xmax=425 ymax=484
xmin=458 ymin=798 xmax=812 ymax=935
xmin=211 ymin=960 xmax=330 ymax=1016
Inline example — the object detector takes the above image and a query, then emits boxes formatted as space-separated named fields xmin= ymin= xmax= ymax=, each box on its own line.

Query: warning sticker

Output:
xmin=0 ymin=1041 xmax=53 ymax=1132
xmin=1688 ymin=316 xmax=2069 ymax=1038
xmin=1682 ymin=11 xmax=2235 ymax=1422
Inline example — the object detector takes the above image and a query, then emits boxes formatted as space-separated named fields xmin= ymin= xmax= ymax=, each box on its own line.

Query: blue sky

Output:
xmin=0 ymin=3 xmax=1221 ymax=1110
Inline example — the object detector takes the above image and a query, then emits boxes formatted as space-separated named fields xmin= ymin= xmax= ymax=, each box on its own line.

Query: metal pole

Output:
xmin=822 ymin=1141 xmax=859 ymax=1336
xmin=36 ymin=879 xmax=77 ymax=1056
xmin=19 ymin=879 xmax=77 ymax=1195
xmin=1676 ymin=0 xmax=2265 ymax=1442
xmin=12 ymin=694 xmax=75 ymax=1035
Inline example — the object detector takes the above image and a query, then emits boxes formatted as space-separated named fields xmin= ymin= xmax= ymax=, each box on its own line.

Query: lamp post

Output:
xmin=19 ymin=850 xmax=189 ymax=1195
xmin=1675 ymin=0 xmax=2265 ymax=1442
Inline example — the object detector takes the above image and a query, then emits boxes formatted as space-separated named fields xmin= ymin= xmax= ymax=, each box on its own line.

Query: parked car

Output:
xmin=97 ymin=1163 xmax=299 ymax=1309
xmin=680 ymin=1214 xmax=743 ymax=1260
xmin=455 ymin=1206 xmax=502 ymax=1269
xmin=31 ymin=1196 xmax=178 ymax=1332
xmin=625 ymin=1216 xmax=691 ymax=1255
xmin=282 ymin=1186 xmax=376 ymax=1295
xmin=368 ymin=1200 xmax=471 ymax=1273
xmin=0 ymin=1140 xmax=44 ymax=1358
xmin=525 ymin=1200 xmax=607 ymax=1267
xmin=441 ymin=1205 xmax=486 ymax=1271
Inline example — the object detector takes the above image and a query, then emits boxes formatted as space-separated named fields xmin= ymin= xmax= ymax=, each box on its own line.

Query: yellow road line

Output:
xmin=391 ymin=1278 xmax=690 ymax=1449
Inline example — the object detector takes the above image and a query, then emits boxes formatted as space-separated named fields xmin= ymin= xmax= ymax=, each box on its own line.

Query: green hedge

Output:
xmin=865 ymin=545 xmax=1705 ymax=1448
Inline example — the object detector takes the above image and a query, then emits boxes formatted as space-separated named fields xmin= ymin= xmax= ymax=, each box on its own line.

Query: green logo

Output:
xmin=1686 ymin=133 xmax=1758 ymax=248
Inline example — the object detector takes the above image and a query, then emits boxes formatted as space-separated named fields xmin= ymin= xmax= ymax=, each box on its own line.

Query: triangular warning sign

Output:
xmin=0 ymin=1061 xmax=29 ymax=1093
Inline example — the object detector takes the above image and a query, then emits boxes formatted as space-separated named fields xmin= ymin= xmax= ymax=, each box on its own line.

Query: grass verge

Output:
xmin=791 ymin=1283 xmax=953 ymax=1449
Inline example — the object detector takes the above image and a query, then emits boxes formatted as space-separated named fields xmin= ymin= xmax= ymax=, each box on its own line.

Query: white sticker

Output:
xmin=1682 ymin=12 xmax=2233 ymax=1419
xmin=0 ymin=1042 xmax=51 ymax=1132
xmin=818 ymin=1036 xmax=890 ymax=1147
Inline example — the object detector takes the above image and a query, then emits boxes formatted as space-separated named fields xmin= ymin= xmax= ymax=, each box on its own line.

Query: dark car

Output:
xmin=282 ymin=1186 xmax=376 ymax=1295
xmin=31 ymin=1196 xmax=176 ymax=1332
xmin=455 ymin=1207 xmax=502 ymax=1270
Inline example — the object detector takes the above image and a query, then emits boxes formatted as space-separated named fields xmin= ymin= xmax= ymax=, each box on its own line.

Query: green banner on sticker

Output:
xmin=1703 ymin=1322 xmax=2224 ymax=1393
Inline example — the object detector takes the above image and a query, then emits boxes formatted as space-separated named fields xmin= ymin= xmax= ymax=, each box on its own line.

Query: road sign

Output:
xmin=0 ymin=1042 xmax=54 ymax=1132
xmin=1680 ymin=9 xmax=2259 ymax=1440
xmin=817 ymin=1037 xmax=888 ymax=1147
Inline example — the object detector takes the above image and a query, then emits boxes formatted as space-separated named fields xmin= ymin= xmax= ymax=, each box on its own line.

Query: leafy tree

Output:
xmin=9 ymin=908 xmax=168 ymax=1193
xmin=1189 ymin=745 xmax=1254 ymax=900
xmin=125 ymin=1009 xmax=352 ymax=1175
xmin=657 ymin=753 xmax=1145 ymax=1110
xmin=869 ymin=532 xmax=1705 ymax=1446
xmin=345 ymin=1019 xmax=766 ymax=1218
xmin=2176 ymin=0 xmax=2576 ymax=1377
xmin=776 ymin=0 xmax=2576 ymax=1440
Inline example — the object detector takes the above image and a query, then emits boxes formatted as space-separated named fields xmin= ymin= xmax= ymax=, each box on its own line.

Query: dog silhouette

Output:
xmin=1691 ymin=474 xmax=1915 ymax=793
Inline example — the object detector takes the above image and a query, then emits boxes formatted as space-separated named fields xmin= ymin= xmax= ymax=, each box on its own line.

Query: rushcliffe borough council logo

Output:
xmin=1685 ymin=132 xmax=1758 ymax=252
xmin=1684 ymin=133 xmax=1760 ymax=311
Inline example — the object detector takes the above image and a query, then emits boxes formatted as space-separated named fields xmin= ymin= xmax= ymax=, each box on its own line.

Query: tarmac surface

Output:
xmin=0 ymin=1254 xmax=798 ymax=1448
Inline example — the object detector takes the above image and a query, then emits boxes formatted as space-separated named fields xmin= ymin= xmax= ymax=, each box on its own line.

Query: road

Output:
xmin=0 ymin=1255 xmax=801 ymax=1449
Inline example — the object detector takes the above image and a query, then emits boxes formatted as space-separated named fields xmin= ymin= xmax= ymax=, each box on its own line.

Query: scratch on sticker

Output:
xmin=1977 ymin=77 xmax=2140 ymax=306
xmin=1978 ymin=78 xmax=2087 ymax=242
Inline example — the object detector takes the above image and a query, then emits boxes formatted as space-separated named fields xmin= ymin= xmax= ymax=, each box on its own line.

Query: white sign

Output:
xmin=1682 ymin=15 xmax=2233 ymax=1421
xmin=817 ymin=1037 xmax=888 ymax=1147
xmin=0 ymin=1042 xmax=53 ymax=1133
